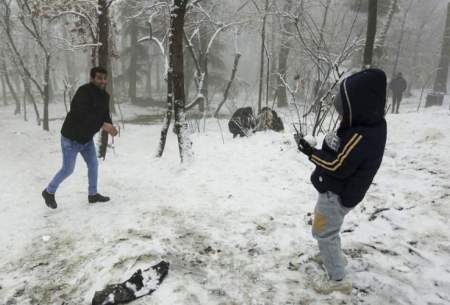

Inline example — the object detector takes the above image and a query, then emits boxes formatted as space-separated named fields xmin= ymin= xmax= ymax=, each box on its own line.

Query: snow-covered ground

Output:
xmin=0 ymin=96 xmax=449 ymax=305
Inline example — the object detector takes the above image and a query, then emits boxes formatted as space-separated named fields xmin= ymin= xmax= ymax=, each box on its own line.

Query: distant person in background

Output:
xmin=389 ymin=72 xmax=407 ymax=114
xmin=42 ymin=67 xmax=118 ymax=209
xmin=228 ymin=107 xmax=256 ymax=138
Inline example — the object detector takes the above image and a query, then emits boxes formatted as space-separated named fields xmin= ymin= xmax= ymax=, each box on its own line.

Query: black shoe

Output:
xmin=42 ymin=189 xmax=57 ymax=209
xmin=88 ymin=193 xmax=110 ymax=203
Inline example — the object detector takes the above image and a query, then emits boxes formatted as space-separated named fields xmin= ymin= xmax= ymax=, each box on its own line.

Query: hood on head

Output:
xmin=339 ymin=68 xmax=387 ymax=128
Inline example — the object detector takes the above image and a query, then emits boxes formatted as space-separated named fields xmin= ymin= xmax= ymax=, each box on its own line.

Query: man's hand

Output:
xmin=102 ymin=123 xmax=118 ymax=137
xmin=294 ymin=134 xmax=313 ymax=156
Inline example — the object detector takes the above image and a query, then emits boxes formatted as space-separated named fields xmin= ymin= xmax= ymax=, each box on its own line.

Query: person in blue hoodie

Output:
xmin=295 ymin=69 xmax=387 ymax=294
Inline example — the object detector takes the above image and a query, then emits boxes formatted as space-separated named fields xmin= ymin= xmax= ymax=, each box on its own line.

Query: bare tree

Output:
xmin=157 ymin=0 xmax=192 ymax=162
xmin=275 ymin=0 xmax=293 ymax=108
xmin=97 ymin=0 xmax=116 ymax=159
xmin=0 ymin=73 xmax=7 ymax=106
xmin=363 ymin=0 xmax=378 ymax=68
xmin=257 ymin=0 xmax=269 ymax=114
xmin=0 ymin=51 xmax=21 ymax=114
xmin=374 ymin=0 xmax=399 ymax=63
xmin=391 ymin=0 xmax=414 ymax=77
xmin=426 ymin=2 xmax=450 ymax=108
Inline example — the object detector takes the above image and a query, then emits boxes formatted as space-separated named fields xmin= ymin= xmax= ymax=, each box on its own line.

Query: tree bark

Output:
xmin=433 ymin=3 xmax=450 ymax=94
xmin=128 ymin=19 xmax=138 ymax=104
xmin=97 ymin=0 xmax=114 ymax=159
xmin=1 ymin=74 xmax=7 ymax=106
xmin=392 ymin=0 xmax=413 ymax=77
xmin=155 ymin=54 xmax=161 ymax=92
xmin=156 ymin=0 xmax=192 ymax=161
xmin=214 ymin=53 xmax=241 ymax=117
xmin=269 ymin=1 xmax=277 ymax=101
xmin=257 ymin=0 xmax=269 ymax=114
xmin=156 ymin=68 xmax=173 ymax=157
xmin=25 ymin=75 xmax=41 ymax=126
xmin=276 ymin=0 xmax=293 ymax=108
xmin=146 ymin=57 xmax=153 ymax=98
xmin=363 ymin=0 xmax=378 ymax=68
xmin=22 ymin=78 xmax=27 ymax=121
xmin=171 ymin=0 xmax=192 ymax=162
xmin=374 ymin=0 xmax=398 ymax=63
xmin=426 ymin=3 xmax=450 ymax=107
xmin=43 ymin=55 xmax=50 ymax=131
xmin=1 ymin=57 xmax=21 ymax=114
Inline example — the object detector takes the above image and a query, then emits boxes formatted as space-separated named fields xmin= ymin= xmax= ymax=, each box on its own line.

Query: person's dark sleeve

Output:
xmin=104 ymin=95 xmax=112 ymax=124
xmin=104 ymin=113 xmax=112 ymax=124
xmin=70 ymin=86 xmax=96 ymax=122
xmin=308 ymin=132 xmax=365 ymax=179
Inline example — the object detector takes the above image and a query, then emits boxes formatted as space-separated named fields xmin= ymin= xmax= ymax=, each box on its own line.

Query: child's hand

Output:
xmin=303 ymin=135 xmax=317 ymax=147
xmin=293 ymin=134 xmax=313 ymax=156
xmin=293 ymin=133 xmax=302 ymax=145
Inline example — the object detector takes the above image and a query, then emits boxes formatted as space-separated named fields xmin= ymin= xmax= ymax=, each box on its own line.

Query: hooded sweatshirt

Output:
xmin=309 ymin=69 xmax=387 ymax=207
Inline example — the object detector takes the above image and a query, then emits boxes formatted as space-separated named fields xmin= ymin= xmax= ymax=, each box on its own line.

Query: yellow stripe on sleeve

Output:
xmin=311 ymin=134 xmax=363 ymax=171
xmin=310 ymin=133 xmax=360 ymax=166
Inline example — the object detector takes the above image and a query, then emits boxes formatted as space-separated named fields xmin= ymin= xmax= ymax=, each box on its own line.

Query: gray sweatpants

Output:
xmin=312 ymin=191 xmax=352 ymax=280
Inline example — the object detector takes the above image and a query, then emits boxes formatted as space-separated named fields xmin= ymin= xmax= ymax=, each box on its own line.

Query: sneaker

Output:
xmin=42 ymin=189 xmax=57 ymax=209
xmin=313 ymin=275 xmax=352 ymax=295
xmin=88 ymin=193 xmax=110 ymax=203
xmin=310 ymin=252 xmax=348 ymax=267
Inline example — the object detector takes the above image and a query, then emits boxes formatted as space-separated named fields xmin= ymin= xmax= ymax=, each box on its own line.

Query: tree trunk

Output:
xmin=128 ymin=19 xmax=138 ymax=104
xmin=1 ymin=58 xmax=21 ymax=114
xmin=1 ymin=74 xmax=7 ymax=106
xmin=146 ymin=59 xmax=153 ymax=98
xmin=257 ymin=0 xmax=269 ymax=114
xmin=26 ymin=75 xmax=41 ymax=126
xmin=11 ymin=73 xmax=22 ymax=115
xmin=392 ymin=0 xmax=413 ymax=77
xmin=108 ymin=66 xmax=116 ymax=114
xmin=426 ymin=3 xmax=450 ymax=107
xmin=214 ymin=53 xmax=241 ymax=117
xmin=374 ymin=0 xmax=398 ymax=63
xmin=42 ymin=56 xmax=50 ymax=131
xmin=97 ymin=0 xmax=113 ymax=159
xmin=169 ymin=0 xmax=191 ymax=162
xmin=156 ymin=72 xmax=173 ymax=158
xmin=200 ymin=55 xmax=208 ymax=112
xmin=155 ymin=55 xmax=161 ymax=93
xmin=158 ymin=0 xmax=192 ymax=162
xmin=198 ymin=27 xmax=208 ymax=113
xmin=276 ymin=0 xmax=293 ymax=108
xmin=276 ymin=45 xmax=290 ymax=108
xmin=269 ymin=1 xmax=277 ymax=101
xmin=22 ymin=78 xmax=27 ymax=122
xmin=363 ymin=0 xmax=378 ymax=68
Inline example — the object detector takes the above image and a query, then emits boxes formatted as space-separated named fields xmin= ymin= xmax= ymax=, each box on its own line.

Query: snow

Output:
xmin=0 ymin=95 xmax=450 ymax=305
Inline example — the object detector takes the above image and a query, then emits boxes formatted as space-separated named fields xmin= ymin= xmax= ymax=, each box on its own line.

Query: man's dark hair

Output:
xmin=90 ymin=66 xmax=107 ymax=79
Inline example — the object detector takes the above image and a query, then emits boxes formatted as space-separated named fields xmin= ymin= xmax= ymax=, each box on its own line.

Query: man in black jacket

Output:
xmin=295 ymin=69 xmax=387 ymax=294
xmin=389 ymin=72 xmax=407 ymax=114
xmin=42 ymin=67 xmax=118 ymax=209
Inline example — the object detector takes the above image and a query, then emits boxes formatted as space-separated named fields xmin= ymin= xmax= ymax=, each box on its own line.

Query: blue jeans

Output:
xmin=312 ymin=191 xmax=352 ymax=280
xmin=47 ymin=136 xmax=98 ymax=195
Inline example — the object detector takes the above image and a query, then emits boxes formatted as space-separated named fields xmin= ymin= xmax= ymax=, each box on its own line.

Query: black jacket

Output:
xmin=309 ymin=69 xmax=387 ymax=207
xmin=389 ymin=76 xmax=407 ymax=95
xmin=61 ymin=83 xmax=112 ymax=144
